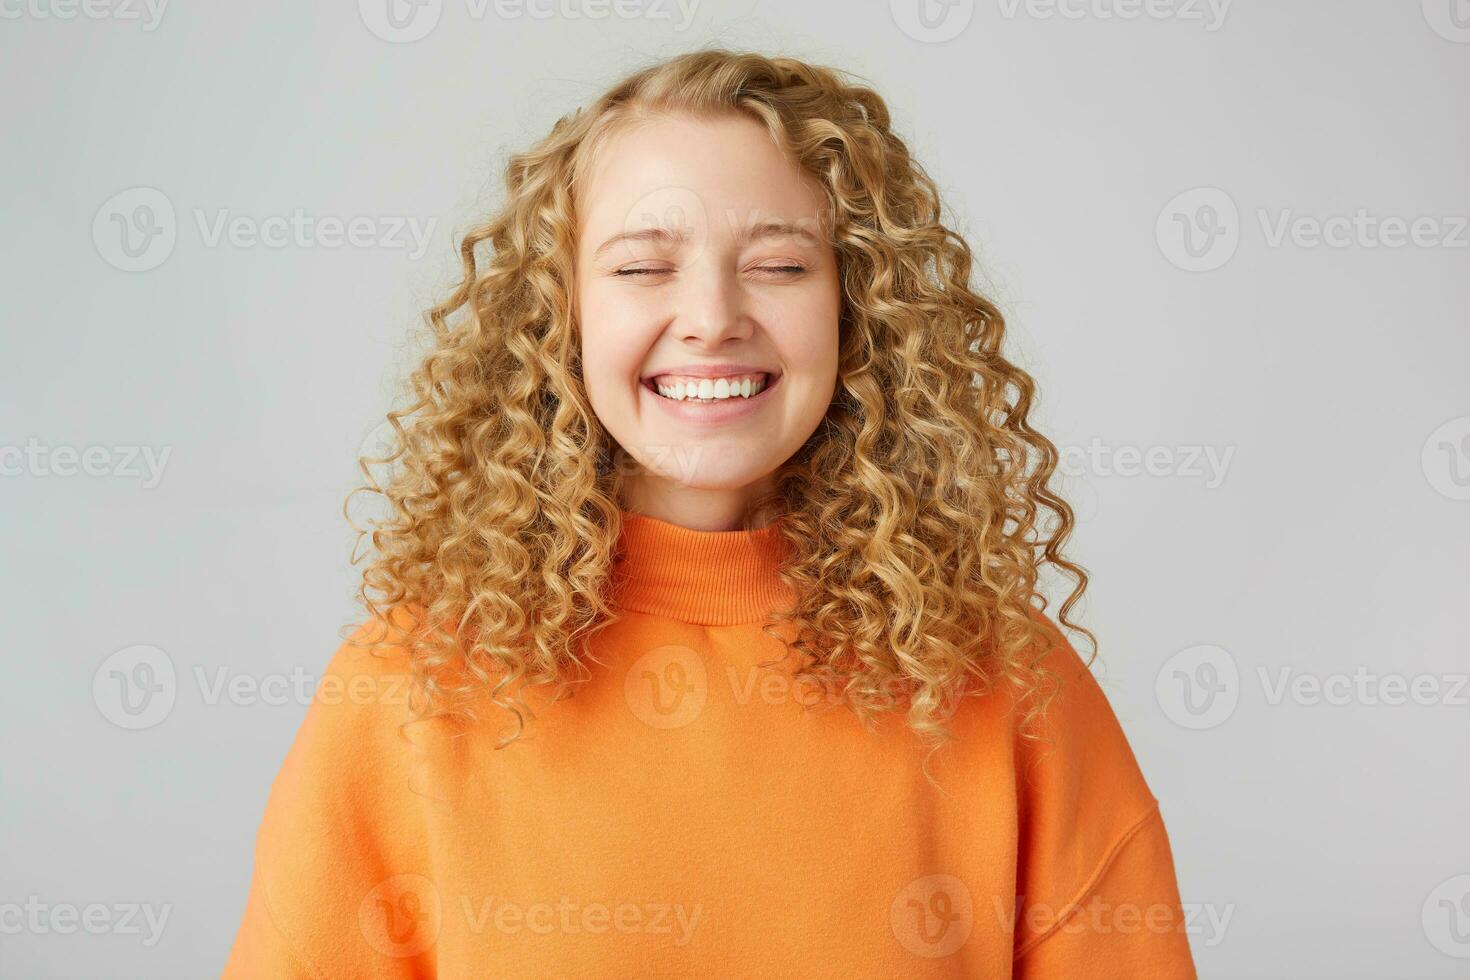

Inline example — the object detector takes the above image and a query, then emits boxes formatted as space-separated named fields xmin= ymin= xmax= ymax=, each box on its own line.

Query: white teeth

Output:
xmin=652 ymin=374 xmax=767 ymax=402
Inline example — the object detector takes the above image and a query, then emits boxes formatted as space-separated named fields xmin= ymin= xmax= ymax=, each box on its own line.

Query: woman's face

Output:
xmin=574 ymin=111 xmax=840 ymax=523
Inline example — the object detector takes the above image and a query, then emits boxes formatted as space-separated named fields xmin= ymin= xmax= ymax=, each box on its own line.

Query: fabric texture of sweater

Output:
xmin=223 ymin=509 xmax=1198 ymax=978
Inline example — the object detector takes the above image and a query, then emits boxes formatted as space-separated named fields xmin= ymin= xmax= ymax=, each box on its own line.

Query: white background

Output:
xmin=1 ymin=1 xmax=1466 ymax=977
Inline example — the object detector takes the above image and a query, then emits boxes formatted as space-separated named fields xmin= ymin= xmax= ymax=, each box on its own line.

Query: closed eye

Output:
xmin=613 ymin=265 xmax=808 ymax=277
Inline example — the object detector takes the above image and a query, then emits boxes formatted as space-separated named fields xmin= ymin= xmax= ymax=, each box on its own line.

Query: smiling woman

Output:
xmin=223 ymin=48 xmax=1197 ymax=978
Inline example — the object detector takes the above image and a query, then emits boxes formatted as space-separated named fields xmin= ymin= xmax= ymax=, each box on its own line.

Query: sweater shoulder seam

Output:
xmin=1012 ymin=800 xmax=1164 ymax=960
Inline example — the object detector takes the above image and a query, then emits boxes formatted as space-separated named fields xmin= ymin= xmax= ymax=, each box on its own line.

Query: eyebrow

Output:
xmin=591 ymin=218 xmax=822 ymax=261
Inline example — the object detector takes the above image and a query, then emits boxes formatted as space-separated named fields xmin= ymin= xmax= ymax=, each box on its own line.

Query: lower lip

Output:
xmin=642 ymin=375 xmax=780 ymax=425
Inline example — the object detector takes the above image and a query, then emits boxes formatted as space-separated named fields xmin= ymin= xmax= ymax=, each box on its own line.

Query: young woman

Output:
xmin=224 ymin=49 xmax=1196 ymax=978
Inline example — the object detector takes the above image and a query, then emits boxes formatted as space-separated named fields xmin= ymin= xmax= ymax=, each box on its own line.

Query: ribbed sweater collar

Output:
xmin=609 ymin=508 xmax=796 ymax=626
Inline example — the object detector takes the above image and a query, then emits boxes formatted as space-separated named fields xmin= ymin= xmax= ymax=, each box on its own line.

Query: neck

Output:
xmin=619 ymin=472 xmax=782 ymax=532
xmin=609 ymin=507 xmax=796 ymax=625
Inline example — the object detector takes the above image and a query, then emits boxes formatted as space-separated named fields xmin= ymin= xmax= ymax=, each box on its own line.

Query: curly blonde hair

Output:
xmin=344 ymin=48 xmax=1092 ymax=775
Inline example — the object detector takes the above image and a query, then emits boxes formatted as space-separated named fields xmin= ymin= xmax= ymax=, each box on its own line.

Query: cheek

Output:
xmin=775 ymin=288 xmax=841 ymax=379
xmin=578 ymin=287 xmax=650 ymax=395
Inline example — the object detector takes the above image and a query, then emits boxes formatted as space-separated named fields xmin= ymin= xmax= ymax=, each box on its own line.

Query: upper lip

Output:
xmin=641 ymin=363 xmax=779 ymax=381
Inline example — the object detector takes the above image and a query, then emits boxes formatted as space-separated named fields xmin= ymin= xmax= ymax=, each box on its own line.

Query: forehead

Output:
xmin=575 ymin=112 xmax=830 ymax=251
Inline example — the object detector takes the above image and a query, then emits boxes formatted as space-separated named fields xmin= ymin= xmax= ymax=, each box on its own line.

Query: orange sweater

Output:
xmin=223 ymin=511 xmax=1197 ymax=978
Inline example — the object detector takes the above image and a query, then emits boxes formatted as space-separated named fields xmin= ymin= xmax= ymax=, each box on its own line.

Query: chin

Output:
xmin=647 ymin=460 xmax=778 ymax=492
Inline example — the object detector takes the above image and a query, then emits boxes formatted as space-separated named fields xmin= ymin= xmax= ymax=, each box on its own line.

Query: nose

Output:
xmin=673 ymin=263 xmax=753 ymax=350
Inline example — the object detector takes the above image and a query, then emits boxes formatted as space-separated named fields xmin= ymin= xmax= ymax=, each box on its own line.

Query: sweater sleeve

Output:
xmin=1010 ymin=615 xmax=1197 ymax=979
xmin=222 ymin=614 xmax=433 ymax=979
xmin=221 ymin=859 xmax=320 ymax=979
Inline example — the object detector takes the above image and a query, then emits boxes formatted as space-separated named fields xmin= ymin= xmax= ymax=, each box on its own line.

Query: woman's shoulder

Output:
xmin=996 ymin=611 xmax=1193 ymax=972
xmin=228 ymin=607 xmax=437 ymax=977
xmin=318 ymin=606 xmax=420 ymax=698
xmin=260 ymin=608 xmax=426 ymax=799
xmin=1010 ymin=608 xmax=1157 ymax=808
xmin=948 ymin=604 xmax=1160 ymax=830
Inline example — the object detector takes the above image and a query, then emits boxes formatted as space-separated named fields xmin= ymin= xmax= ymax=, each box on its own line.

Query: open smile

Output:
xmin=639 ymin=371 xmax=782 ymax=425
